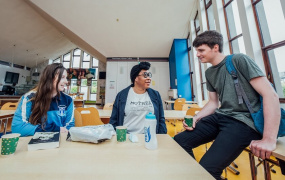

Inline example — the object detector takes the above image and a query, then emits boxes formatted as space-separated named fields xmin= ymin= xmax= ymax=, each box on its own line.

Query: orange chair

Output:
xmin=173 ymin=98 xmax=186 ymax=111
xmin=1 ymin=102 xmax=18 ymax=134
xmin=74 ymin=107 xmax=104 ymax=126
xmin=74 ymin=110 xmax=83 ymax=127
xmin=186 ymin=107 xmax=202 ymax=116
xmin=169 ymin=98 xmax=186 ymax=126
xmin=1 ymin=102 xmax=18 ymax=110
xmin=182 ymin=104 xmax=201 ymax=111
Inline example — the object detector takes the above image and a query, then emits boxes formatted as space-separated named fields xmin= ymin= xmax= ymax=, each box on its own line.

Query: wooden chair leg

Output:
xmin=248 ymin=152 xmax=257 ymax=180
xmin=263 ymin=160 xmax=272 ymax=180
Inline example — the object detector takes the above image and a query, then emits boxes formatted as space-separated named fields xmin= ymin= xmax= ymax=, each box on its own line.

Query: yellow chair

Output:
xmin=173 ymin=98 xmax=186 ymax=111
xmin=74 ymin=109 xmax=83 ymax=127
xmin=186 ymin=107 xmax=202 ymax=116
xmin=1 ymin=102 xmax=18 ymax=110
xmin=182 ymin=104 xmax=201 ymax=111
xmin=74 ymin=107 xmax=104 ymax=126
xmin=169 ymin=98 xmax=186 ymax=126
xmin=1 ymin=102 xmax=18 ymax=134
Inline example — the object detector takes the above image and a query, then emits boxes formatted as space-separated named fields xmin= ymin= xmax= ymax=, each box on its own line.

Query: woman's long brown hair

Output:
xmin=29 ymin=63 xmax=66 ymax=127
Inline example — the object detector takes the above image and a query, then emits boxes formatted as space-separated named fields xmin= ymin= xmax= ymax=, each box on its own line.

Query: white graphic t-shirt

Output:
xmin=123 ymin=88 xmax=154 ymax=134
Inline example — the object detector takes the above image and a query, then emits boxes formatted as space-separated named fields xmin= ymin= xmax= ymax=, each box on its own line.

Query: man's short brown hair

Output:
xmin=193 ymin=30 xmax=223 ymax=53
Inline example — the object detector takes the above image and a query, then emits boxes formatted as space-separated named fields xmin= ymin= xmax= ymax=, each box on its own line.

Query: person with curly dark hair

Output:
xmin=109 ymin=62 xmax=167 ymax=134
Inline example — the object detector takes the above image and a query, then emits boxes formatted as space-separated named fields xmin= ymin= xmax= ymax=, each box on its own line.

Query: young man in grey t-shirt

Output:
xmin=174 ymin=30 xmax=280 ymax=179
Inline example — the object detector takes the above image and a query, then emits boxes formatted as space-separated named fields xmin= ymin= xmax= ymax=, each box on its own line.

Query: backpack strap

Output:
xmin=225 ymin=55 xmax=255 ymax=113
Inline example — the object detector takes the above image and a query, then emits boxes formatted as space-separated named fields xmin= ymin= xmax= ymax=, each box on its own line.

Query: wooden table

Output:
xmin=164 ymin=100 xmax=197 ymax=109
xmin=247 ymin=136 xmax=285 ymax=180
xmin=164 ymin=110 xmax=186 ymax=120
xmin=272 ymin=137 xmax=285 ymax=161
xmin=97 ymin=109 xmax=187 ymax=120
xmin=0 ymin=110 xmax=16 ymax=134
xmin=0 ymin=110 xmax=16 ymax=117
xmin=0 ymin=133 xmax=214 ymax=180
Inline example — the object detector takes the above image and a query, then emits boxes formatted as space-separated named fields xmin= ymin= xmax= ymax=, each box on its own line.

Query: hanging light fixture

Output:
xmin=35 ymin=54 xmax=38 ymax=72
xmin=25 ymin=50 xmax=28 ymax=70
xmin=11 ymin=44 xmax=16 ymax=67
xmin=32 ymin=54 xmax=40 ymax=76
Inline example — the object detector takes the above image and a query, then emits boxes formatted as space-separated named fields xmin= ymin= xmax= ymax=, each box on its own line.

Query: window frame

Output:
xmin=89 ymin=57 xmax=99 ymax=101
xmin=72 ymin=48 xmax=81 ymax=68
xmin=62 ymin=52 xmax=71 ymax=68
xmin=187 ymin=33 xmax=195 ymax=100
xmin=251 ymin=0 xmax=285 ymax=102
xmin=204 ymin=0 xmax=212 ymax=30
xmin=82 ymin=51 xmax=91 ymax=68
xmin=223 ymin=0 xmax=244 ymax=54
xmin=194 ymin=11 xmax=206 ymax=100
xmin=53 ymin=57 xmax=61 ymax=63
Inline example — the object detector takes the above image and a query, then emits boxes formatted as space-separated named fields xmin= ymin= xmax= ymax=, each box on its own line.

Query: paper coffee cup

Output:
xmin=116 ymin=126 xmax=127 ymax=142
xmin=1 ymin=133 xmax=21 ymax=156
xmin=184 ymin=115 xmax=193 ymax=127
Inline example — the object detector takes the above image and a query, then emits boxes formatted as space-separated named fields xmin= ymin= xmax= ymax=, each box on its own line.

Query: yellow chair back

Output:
xmin=74 ymin=107 xmax=104 ymax=126
xmin=0 ymin=102 xmax=18 ymax=134
xmin=186 ymin=107 xmax=202 ymax=116
xmin=1 ymin=102 xmax=18 ymax=110
xmin=182 ymin=104 xmax=201 ymax=111
xmin=74 ymin=109 xmax=83 ymax=127
xmin=174 ymin=98 xmax=186 ymax=111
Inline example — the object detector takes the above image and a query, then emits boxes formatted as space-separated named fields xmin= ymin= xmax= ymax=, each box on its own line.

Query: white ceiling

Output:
xmin=0 ymin=0 xmax=76 ymax=68
xmin=0 ymin=0 xmax=196 ymax=68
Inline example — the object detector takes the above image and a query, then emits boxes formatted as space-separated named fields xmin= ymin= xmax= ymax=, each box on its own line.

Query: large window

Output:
xmin=70 ymin=79 xmax=78 ymax=94
xmin=52 ymin=48 xmax=101 ymax=101
xmin=90 ymin=80 xmax=97 ymax=100
xmin=82 ymin=51 xmax=91 ymax=68
xmin=80 ymin=79 xmax=88 ymax=100
xmin=62 ymin=53 xmax=70 ymax=68
xmin=90 ymin=57 xmax=99 ymax=101
xmin=194 ymin=11 xmax=207 ymax=101
xmin=223 ymin=0 xmax=246 ymax=54
xmin=252 ymin=0 xmax=285 ymax=101
xmin=72 ymin=48 xmax=81 ymax=68
xmin=53 ymin=57 xmax=60 ymax=63
xmin=194 ymin=11 xmax=201 ymax=35
xmin=204 ymin=0 xmax=216 ymax=30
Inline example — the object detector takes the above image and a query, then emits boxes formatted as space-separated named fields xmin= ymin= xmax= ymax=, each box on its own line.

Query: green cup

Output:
xmin=1 ymin=133 xmax=21 ymax=156
xmin=116 ymin=126 xmax=127 ymax=142
xmin=184 ymin=115 xmax=193 ymax=127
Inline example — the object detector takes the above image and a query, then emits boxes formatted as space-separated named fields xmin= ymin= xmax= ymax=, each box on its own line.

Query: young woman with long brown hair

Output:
xmin=12 ymin=63 xmax=75 ymax=136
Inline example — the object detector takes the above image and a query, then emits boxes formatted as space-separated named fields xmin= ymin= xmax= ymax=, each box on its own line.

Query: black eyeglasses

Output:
xmin=137 ymin=72 xmax=152 ymax=78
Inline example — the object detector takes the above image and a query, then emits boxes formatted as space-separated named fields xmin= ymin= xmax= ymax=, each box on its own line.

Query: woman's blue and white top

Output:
xmin=12 ymin=91 xmax=75 ymax=137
